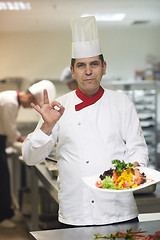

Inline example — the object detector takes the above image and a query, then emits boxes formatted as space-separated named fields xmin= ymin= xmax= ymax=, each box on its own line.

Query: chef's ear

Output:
xmin=102 ymin=61 xmax=107 ymax=76
xmin=70 ymin=65 xmax=74 ymax=76
xmin=28 ymin=93 xmax=34 ymax=100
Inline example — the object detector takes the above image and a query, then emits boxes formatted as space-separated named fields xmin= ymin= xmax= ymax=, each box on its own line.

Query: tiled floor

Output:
xmin=0 ymin=221 xmax=31 ymax=240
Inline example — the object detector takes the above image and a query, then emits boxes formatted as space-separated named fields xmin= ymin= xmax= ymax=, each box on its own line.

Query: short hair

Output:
xmin=71 ymin=54 xmax=104 ymax=68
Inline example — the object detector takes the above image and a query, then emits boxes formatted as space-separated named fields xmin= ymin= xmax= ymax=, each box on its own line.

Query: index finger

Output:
xmin=51 ymin=100 xmax=62 ymax=109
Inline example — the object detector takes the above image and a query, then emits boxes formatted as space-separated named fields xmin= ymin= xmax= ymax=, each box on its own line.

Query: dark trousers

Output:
xmin=0 ymin=135 xmax=14 ymax=222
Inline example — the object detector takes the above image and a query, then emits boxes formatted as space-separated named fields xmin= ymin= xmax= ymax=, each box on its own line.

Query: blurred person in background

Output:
xmin=0 ymin=80 xmax=56 ymax=228
xmin=60 ymin=66 xmax=78 ymax=91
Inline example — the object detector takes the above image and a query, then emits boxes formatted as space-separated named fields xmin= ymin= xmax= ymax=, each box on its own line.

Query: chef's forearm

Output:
xmin=22 ymin=130 xmax=55 ymax=166
xmin=40 ymin=122 xmax=55 ymax=136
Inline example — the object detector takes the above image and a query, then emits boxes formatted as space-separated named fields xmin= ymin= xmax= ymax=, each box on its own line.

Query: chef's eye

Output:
xmin=91 ymin=61 xmax=99 ymax=67
xmin=77 ymin=63 xmax=85 ymax=68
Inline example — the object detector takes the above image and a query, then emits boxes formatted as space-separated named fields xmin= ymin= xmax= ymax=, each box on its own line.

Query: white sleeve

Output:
xmin=123 ymin=96 xmax=149 ymax=167
xmin=22 ymin=128 xmax=57 ymax=166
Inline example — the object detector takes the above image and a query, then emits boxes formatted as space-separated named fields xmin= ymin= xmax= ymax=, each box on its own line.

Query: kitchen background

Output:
xmin=0 ymin=1 xmax=160 ymax=236
xmin=0 ymin=0 xmax=160 ymax=168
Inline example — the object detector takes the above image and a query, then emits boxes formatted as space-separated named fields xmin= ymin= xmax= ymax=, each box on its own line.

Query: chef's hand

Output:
xmin=132 ymin=161 xmax=140 ymax=167
xmin=17 ymin=135 xmax=27 ymax=142
xmin=31 ymin=89 xmax=65 ymax=135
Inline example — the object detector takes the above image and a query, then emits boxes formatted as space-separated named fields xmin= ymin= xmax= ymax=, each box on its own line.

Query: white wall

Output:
xmin=0 ymin=27 xmax=160 ymax=84
xmin=99 ymin=27 xmax=160 ymax=80
xmin=0 ymin=32 xmax=72 ymax=85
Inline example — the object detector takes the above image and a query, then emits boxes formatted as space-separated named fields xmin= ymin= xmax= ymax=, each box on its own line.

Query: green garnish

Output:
xmin=112 ymin=160 xmax=134 ymax=176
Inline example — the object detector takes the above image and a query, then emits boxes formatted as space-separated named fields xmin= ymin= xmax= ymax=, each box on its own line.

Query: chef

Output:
xmin=60 ymin=66 xmax=78 ymax=91
xmin=22 ymin=16 xmax=149 ymax=228
xmin=0 ymin=80 xmax=56 ymax=228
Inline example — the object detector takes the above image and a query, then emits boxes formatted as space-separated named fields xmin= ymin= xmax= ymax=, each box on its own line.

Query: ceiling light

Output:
xmin=81 ymin=13 xmax=126 ymax=22
xmin=0 ymin=1 xmax=31 ymax=10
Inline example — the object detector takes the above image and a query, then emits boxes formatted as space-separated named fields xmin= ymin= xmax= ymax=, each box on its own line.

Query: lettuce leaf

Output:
xmin=102 ymin=176 xmax=120 ymax=190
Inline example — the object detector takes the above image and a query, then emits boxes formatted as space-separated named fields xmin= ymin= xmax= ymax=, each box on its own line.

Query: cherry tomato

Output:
xmin=95 ymin=180 xmax=103 ymax=188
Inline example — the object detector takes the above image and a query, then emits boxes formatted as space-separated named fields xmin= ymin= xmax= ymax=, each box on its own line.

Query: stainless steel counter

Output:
xmin=33 ymin=163 xmax=58 ymax=203
xmin=30 ymin=220 xmax=160 ymax=240
xmin=135 ymin=184 xmax=160 ymax=213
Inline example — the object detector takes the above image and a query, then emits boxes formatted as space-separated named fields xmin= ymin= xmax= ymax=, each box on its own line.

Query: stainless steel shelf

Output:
xmin=102 ymin=80 xmax=158 ymax=168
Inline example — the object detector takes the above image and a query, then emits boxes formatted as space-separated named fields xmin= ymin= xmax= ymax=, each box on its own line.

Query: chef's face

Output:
xmin=22 ymin=94 xmax=37 ymax=108
xmin=71 ymin=55 xmax=106 ymax=97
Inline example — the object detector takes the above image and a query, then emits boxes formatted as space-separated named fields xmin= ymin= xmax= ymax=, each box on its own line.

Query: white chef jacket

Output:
xmin=22 ymin=88 xmax=149 ymax=226
xmin=0 ymin=90 xmax=21 ymax=145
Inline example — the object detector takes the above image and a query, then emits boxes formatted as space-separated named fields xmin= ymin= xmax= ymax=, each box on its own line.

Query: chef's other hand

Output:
xmin=31 ymin=89 xmax=65 ymax=135
xmin=132 ymin=161 xmax=140 ymax=167
xmin=17 ymin=136 xmax=27 ymax=142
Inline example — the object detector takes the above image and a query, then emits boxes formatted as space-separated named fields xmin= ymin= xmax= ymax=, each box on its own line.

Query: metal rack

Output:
xmin=101 ymin=80 xmax=159 ymax=169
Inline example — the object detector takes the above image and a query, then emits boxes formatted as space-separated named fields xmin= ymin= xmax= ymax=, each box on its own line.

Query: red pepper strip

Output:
xmin=112 ymin=229 xmax=148 ymax=238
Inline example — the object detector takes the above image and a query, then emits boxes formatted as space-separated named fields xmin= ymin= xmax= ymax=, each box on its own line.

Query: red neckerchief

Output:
xmin=75 ymin=86 xmax=104 ymax=111
xmin=16 ymin=91 xmax=21 ymax=106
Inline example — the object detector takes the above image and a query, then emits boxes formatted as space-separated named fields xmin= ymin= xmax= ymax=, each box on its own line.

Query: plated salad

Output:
xmin=95 ymin=160 xmax=152 ymax=190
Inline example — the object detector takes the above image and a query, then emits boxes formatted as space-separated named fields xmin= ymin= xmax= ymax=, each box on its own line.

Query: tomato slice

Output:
xmin=122 ymin=181 xmax=132 ymax=188
xmin=133 ymin=169 xmax=142 ymax=185
xmin=95 ymin=179 xmax=103 ymax=188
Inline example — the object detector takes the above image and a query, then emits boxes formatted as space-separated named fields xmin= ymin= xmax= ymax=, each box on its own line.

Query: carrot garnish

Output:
xmin=141 ymin=177 xmax=154 ymax=182
xmin=94 ymin=228 xmax=148 ymax=239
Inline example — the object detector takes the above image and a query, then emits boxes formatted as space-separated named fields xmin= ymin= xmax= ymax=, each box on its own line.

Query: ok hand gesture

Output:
xmin=31 ymin=89 xmax=65 ymax=135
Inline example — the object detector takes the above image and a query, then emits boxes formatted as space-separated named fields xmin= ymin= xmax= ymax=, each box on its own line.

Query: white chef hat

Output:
xmin=29 ymin=80 xmax=56 ymax=102
xmin=71 ymin=16 xmax=102 ymax=58
xmin=60 ymin=67 xmax=75 ymax=83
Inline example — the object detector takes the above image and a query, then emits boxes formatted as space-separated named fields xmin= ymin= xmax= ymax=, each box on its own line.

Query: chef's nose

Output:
xmin=85 ymin=64 xmax=92 ymax=75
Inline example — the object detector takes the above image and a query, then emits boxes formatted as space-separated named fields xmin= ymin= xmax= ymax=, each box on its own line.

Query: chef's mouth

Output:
xmin=84 ymin=78 xmax=94 ymax=82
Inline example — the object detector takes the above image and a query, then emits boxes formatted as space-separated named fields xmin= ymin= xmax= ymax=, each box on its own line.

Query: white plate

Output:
xmin=83 ymin=167 xmax=160 ymax=193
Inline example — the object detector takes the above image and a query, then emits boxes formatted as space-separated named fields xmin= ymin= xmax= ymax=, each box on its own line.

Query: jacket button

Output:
xmin=86 ymin=161 xmax=89 ymax=164
xmin=91 ymin=200 xmax=94 ymax=203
